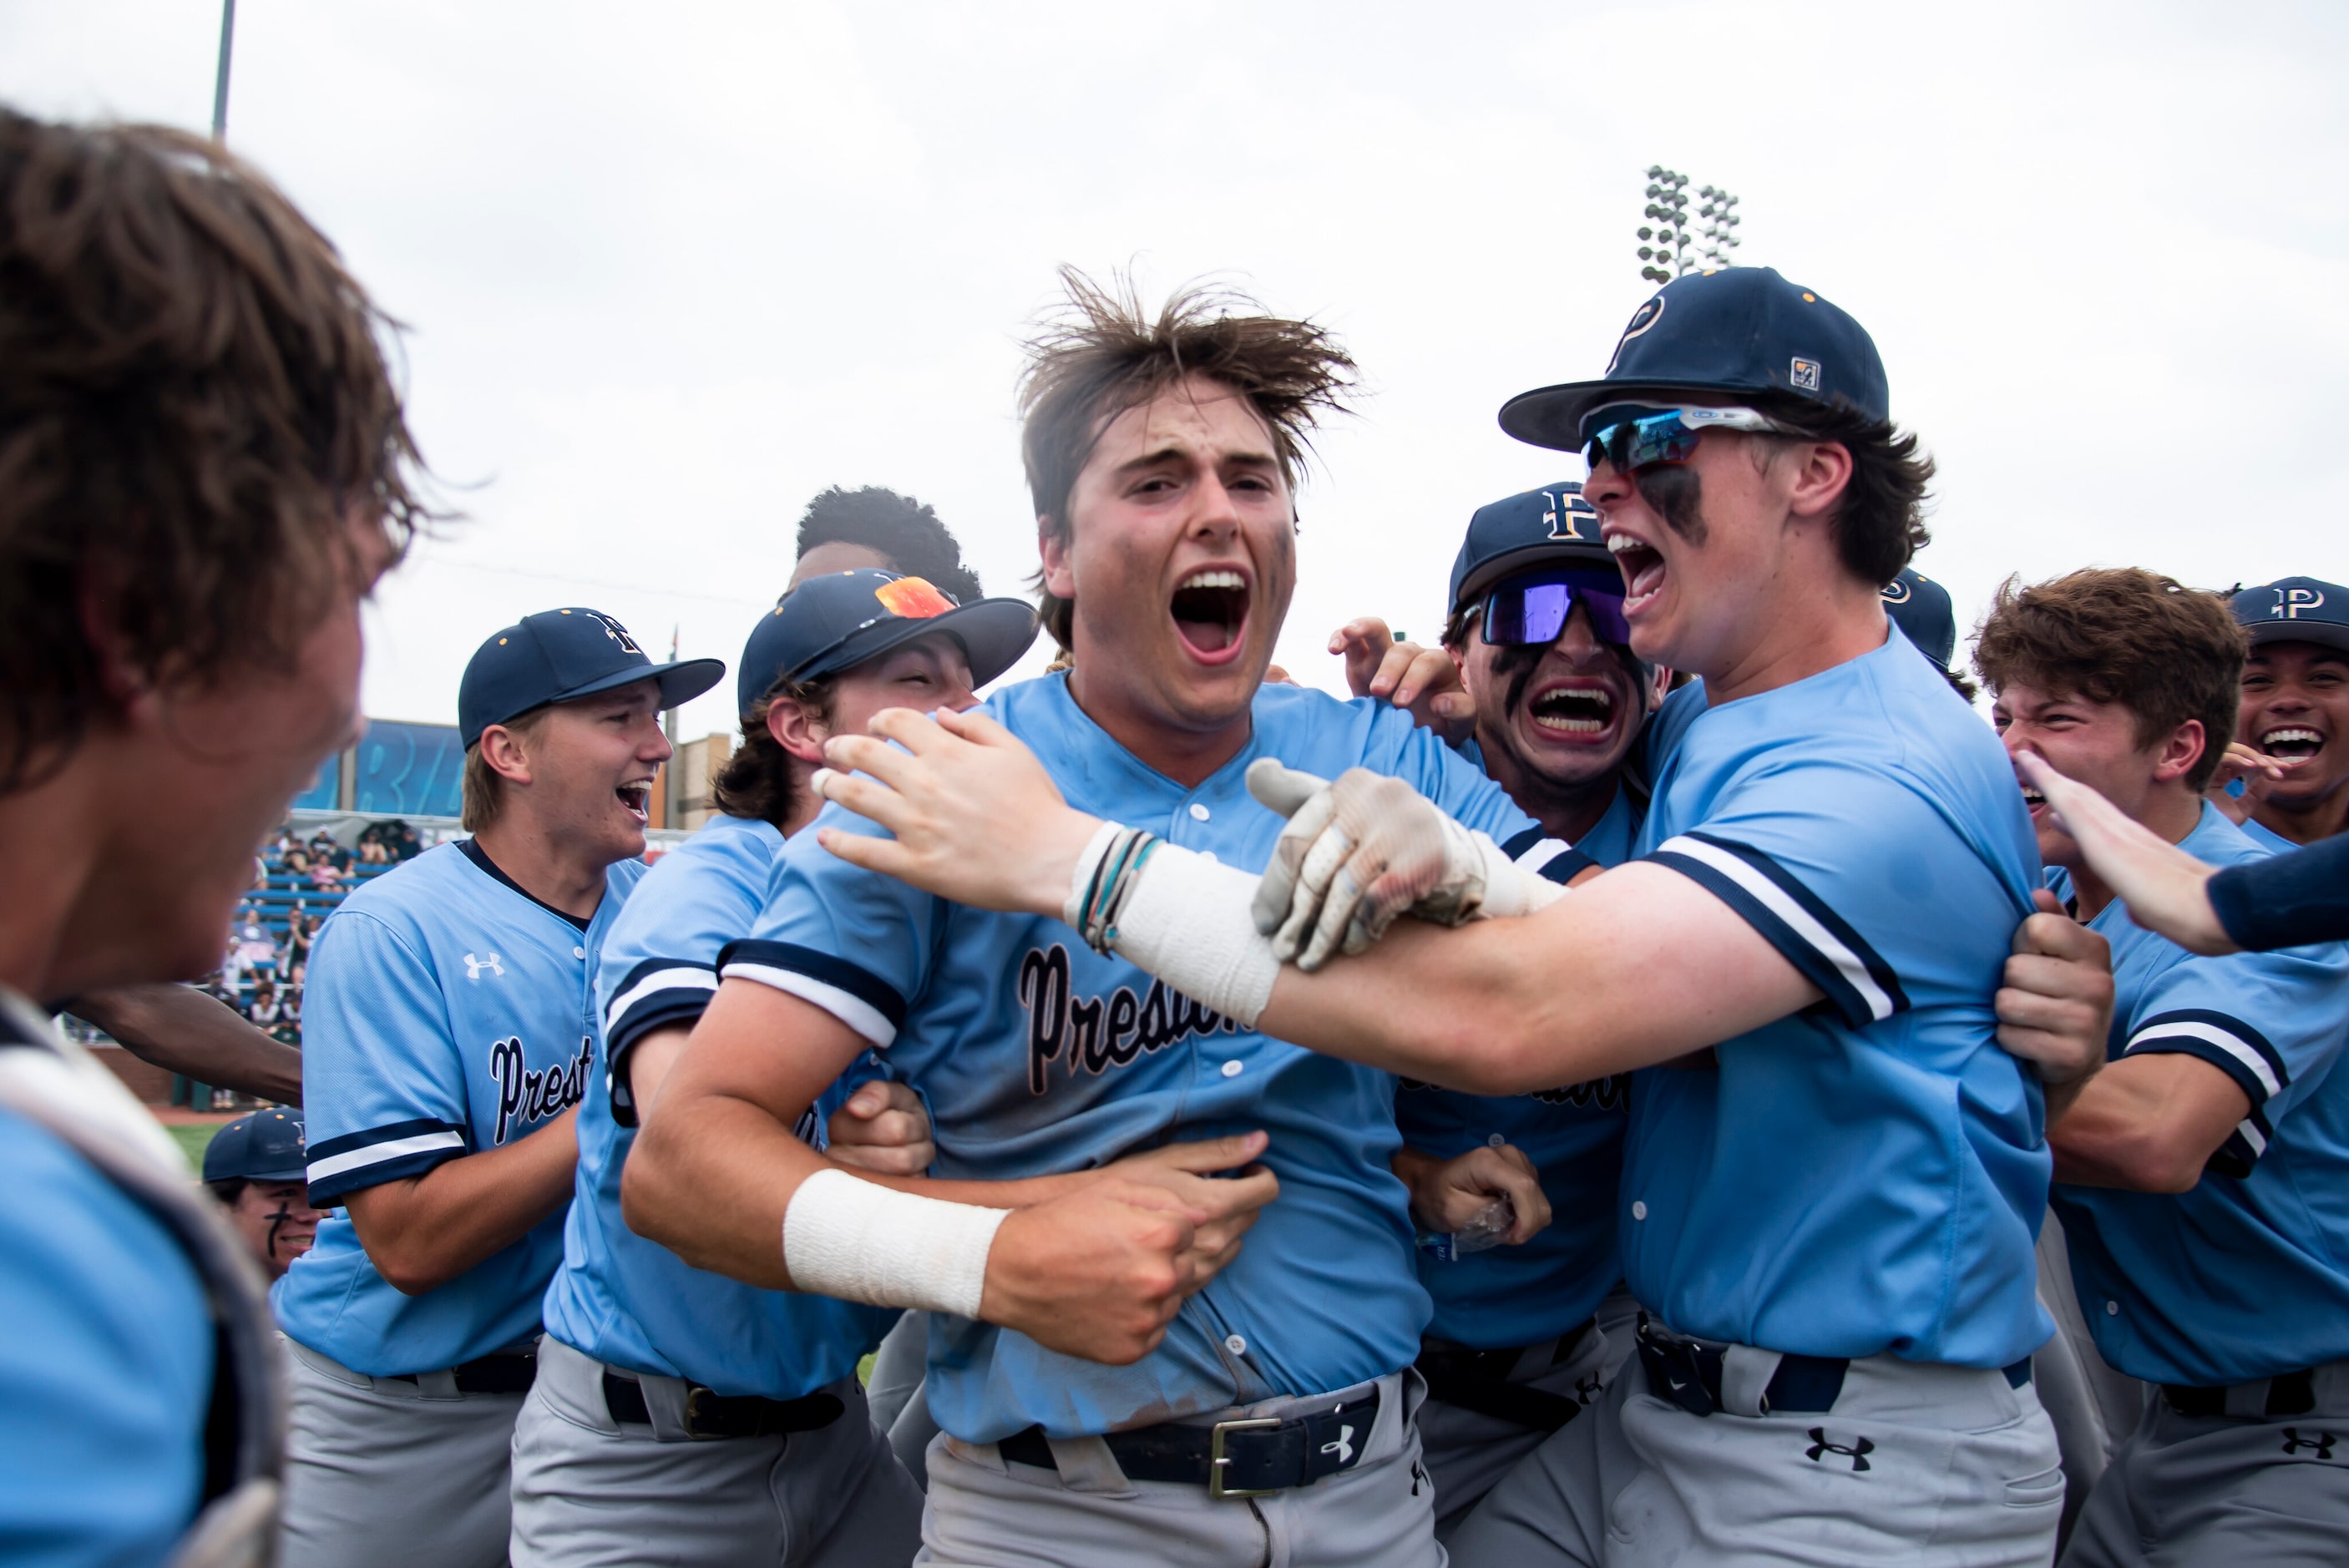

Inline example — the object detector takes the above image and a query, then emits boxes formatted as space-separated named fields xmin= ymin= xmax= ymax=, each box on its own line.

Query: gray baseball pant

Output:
xmin=2034 ymin=1209 xmax=2147 ymax=1545
xmin=509 ymin=1336 xmax=924 ymax=1568
xmin=1418 ymin=1321 xmax=1615 ymax=1540
xmin=1448 ymin=1338 xmax=2064 ymax=1567
xmin=915 ymin=1370 xmax=1442 ymax=1568
xmin=277 ymin=1335 xmax=525 ymax=1568
xmin=868 ymin=1311 xmax=943 ymax=1490
xmin=2060 ymin=1359 xmax=2349 ymax=1568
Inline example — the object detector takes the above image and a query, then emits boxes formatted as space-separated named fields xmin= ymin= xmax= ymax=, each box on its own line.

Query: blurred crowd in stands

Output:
xmin=204 ymin=820 xmax=425 ymax=1049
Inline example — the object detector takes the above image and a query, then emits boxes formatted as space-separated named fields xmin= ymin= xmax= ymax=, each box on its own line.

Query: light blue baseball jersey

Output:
xmin=542 ymin=812 xmax=895 ymax=1397
xmin=2049 ymin=804 xmax=2349 ymax=1386
xmin=2235 ymin=813 xmax=2298 ymax=856
xmin=1620 ymin=626 xmax=2053 ymax=1368
xmin=275 ymin=839 xmax=644 ymax=1376
xmin=0 ymin=1100 xmax=210 ymax=1565
xmin=1400 ymin=776 xmax=1643 ymax=1349
xmin=726 ymin=673 xmax=1569 ymax=1442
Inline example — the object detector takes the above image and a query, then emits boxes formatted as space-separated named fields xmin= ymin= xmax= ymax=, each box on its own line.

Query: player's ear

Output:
xmin=2150 ymin=718 xmax=2205 ymax=786
xmin=766 ymin=697 xmax=829 ymax=766
xmin=476 ymin=722 xmax=535 ymax=787
xmin=1038 ymin=520 xmax=1076 ymax=600
xmin=1648 ymin=668 xmax=1673 ymax=712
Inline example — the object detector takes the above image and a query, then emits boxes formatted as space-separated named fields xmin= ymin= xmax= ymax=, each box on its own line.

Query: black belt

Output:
xmin=387 ymin=1348 xmax=538 ymax=1396
xmin=601 ymin=1370 xmax=844 ymax=1441
xmin=1637 ymin=1320 xmax=2030 ymax=1419
xmin=2162 ymin=1369 xmax=2317 ymax=1419
xmin=1000 ymin=1385 xmax=1380 ymax=1499
xmin=1416 ymin=1320 xmax=1596 ymax=1434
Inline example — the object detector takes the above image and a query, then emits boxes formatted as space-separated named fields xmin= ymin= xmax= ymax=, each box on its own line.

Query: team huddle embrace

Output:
xmin=4 ymin=110 xmax=2346 ymax=1568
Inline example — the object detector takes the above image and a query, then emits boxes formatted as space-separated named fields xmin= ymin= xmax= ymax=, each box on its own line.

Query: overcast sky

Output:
xmin=7 ymin=1 xmax=2346 ymax=742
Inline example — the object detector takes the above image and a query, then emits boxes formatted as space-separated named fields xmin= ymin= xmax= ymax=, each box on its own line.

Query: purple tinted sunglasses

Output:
xmin=1481 ymin=568 xmax=1633 ymax=648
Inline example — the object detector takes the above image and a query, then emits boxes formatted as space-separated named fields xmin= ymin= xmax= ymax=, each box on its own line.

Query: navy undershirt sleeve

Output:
xmin=2208 ymin=834 xmax=2349 ymax=951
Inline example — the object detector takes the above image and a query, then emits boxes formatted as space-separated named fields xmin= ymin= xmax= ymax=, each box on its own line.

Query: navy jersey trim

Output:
xmin=1501 ymin=826 xmax=1596 ymax=884
xmin=2124 ymin=1009 xmax=2286 ymax=1106
xmin=1646 ymin=831 xmax=1910 ymax=1027
xmin=602 ymin=959 xmax=723 ymax=1127
xmin=2205 ymin=1104 xmax=2275 ymax=1180
xmin=717 ymin=939 xmax=908 ymax=1048
xmin=458 ymin=837 xmax=595 ymax=933
xmin=305 ymin=1117 xmax=468 ymax=1203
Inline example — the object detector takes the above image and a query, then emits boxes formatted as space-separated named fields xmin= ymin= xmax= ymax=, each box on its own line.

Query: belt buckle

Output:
xmin=682 ymin=1385 xmax=741 ymax=1440
xmin=1207 ymin=1415 xmax=1283 ymax=1500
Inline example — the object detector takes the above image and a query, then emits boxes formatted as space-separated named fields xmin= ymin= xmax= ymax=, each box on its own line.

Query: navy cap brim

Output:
xmin=792 ymin=598 xmax=1040 ymax=689
xmin=2245 ymin=620 xmax=2349 ymax=657
xmin=538 ymin=656 xmax=728 ymax=718
xmin=1499 ymin=378 xmax=1786 ymax=453
xmin=1452 ymin=543 xmax=1620 ymax=616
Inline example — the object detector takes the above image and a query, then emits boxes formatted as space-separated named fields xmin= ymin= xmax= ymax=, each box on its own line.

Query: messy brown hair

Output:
xmin=711 ymin=675 xmax=838 ymax=830
xmin=0 ymin=112 xmax=431 ymax=793
xmin=1973 ymin=568 xmax=2246 ymax=792
xmin=1017 ymin=269 xmax=1359 ymax=651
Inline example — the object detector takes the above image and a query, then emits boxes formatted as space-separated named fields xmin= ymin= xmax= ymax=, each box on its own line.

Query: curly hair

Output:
xmin=1973 ymin=568 xmax=2246 ymax=792
xmin=1017 ymin=269 xmax=1359 ymax=652
xmin=0 ymin=111 xmax=431 ymax=793
xmin=711 ymin=675 xmax=838 ymax=830
xmin=795 ymin=486 xmax=982 ymax=606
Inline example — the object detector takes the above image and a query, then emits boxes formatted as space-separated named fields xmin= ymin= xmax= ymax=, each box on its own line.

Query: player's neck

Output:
xmin=1063 ymin=667 xmax=1253 ymax=790
xmin=1698 ymin=577 xmax=1887 ymax=707
xmin=0 ymin=762 xmax=105 ymax=1000
xmin=468 ymin=816 xmax=613 ymax=920
xmin=1476 ymin=737 xmax=1622 ymax=844
xmin=2248 ymin=782 xmax=2349 ymax=847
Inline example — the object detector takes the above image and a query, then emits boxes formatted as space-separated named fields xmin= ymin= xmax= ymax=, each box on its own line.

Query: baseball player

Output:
xmin=1977 ymin=569 xmax=2349 ymax=1565
xmin=816 ymin=267 xmax=2093 ymax=1566
xmin=510 ymin=568 xmax=1040 ymax=1565
xmin=272 ymin=607 xmax=721 ymax=1568
xmin=625 ymin=278 xmax=1578 ymax=1568
xmin=205 ymin=1108 xmax=327 ymax=1281
xmin=2225 ymin=575 xmax=2349 ymax=852
xmin=0 ymin=109 xmax=416 ymax=1567
xmin=1327 ymin=483 xmax=1657 ymax=1535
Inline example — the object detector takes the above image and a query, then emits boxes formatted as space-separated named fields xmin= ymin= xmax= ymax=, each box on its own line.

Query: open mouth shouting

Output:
xmin=1524 ymin=679 xmax=1621 ymax=746
xmin=616 ymin=777 xmax=656 ymax=825
xmin=2018 ymin=781 xmax=2048 ymax=821
xmin=1170 ymin=566 xmax=1251 ymax=665
xmin=1604 ymin=529 xmax=1666 ymax=616
xmin=2261 ymin=725 xmax=2326 ymax=766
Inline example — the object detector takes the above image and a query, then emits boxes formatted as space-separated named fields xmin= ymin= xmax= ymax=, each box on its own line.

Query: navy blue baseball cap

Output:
xmin=736 ymin=569 xmax=1040 ymax=716
xmin=203 ymin=1108 xmax=307 ymax=1184
xmin=1881 ymin=568 xmax=1957 ymax=670
xmin=1499 ymin=267 xmax=1891 ymax=453
xmin=458 ymin=608 xmax=726 ymax=749
xmin=2232 ymin=576 xmax=2349 ymax=657
xmin=1447 ymin=481 xmax=1610 ymax=615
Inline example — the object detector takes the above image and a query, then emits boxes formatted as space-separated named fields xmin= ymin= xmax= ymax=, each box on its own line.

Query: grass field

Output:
xmin=166 ymin=1121 xmax=220 ymax=1172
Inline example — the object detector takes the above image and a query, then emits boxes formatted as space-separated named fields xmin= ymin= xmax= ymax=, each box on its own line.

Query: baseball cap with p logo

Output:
xmin=458 ymin=607 xmax=726 ymax=749
xmin=2232 ymin=576 xmax=2349 ymax=657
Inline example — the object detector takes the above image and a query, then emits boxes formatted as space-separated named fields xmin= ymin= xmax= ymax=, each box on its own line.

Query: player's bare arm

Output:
xmin=1391 ymin=1143 xmax=1550 ymax=1245
xmin=625 ymin=1020 xmax=937 ymax=1174
xmin=626 ymin=976 xmax=1280 ymax=1364
xmin=65 ymin=982 xmax=306 ymax=1105
xmin=343 ymin=1105 xmax=583 ymax=1295
xmin=813 ymin=707 xmax=1823 ymax=1091
xmin=2046 ymin=1052 xmax=2251 ymax=1193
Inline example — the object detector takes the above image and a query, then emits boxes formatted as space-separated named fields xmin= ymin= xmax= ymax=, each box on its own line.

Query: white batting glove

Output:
xmin=1245 ymin=759 xmax=1558 ymax=972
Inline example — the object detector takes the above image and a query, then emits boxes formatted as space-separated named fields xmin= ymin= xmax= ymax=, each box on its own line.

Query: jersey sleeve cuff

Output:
xmin=304 ymin=1119 xmax=468 ymax=1206
xmin=2122 ymin=1009 xmax=2286 ymax=1108
xmin=1501 ymin=826 xmax=1597 ymax=885
xmin=716 ymin=939 xmax=908 ymax=1048
xmin=603 ymin=959 xmax=723 ymax=1127
xmin=1643 ymin=832 xmax=1910 ymax=1028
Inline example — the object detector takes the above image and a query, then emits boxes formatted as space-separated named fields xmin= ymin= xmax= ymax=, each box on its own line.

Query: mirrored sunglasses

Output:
xmin=1582 ymin=405 xmax=1790 ymax=473
xmin=1481 ymin=568 xmax=1633 ymax=648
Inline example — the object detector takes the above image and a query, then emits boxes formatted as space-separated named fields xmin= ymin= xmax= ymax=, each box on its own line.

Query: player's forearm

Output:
xmin=2048 ymin=1056 xmax=2245 ymax=1193
xmin=67 ymin=984 xmax=305 ymax=1104
xmin=345 ymin=1106 xmax=580 ymax=1293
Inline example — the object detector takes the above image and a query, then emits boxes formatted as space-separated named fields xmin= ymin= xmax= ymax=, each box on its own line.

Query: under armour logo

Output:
xmin=1319 ymin=1424 xmax=1356 ymax=1467
xmin=463 ymin=953 xmax=505 ymax=980
xmin=2281 ymin=1428 xmax=2336 ymax=1459
xmin=1805 ymin=1428 xmax=1875 ymax=1471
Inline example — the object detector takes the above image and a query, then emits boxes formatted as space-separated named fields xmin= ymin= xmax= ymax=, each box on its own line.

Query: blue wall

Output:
xmin=352 ymin=721 xmax=465 ymax=818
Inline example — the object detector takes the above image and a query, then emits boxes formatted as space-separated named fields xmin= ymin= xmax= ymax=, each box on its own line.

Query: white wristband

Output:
xmin=1106 ymin=842 xmax=1280 ymax=1028
xmin=782 ymin=1168 xmax=1009 ymax=1319
xmin=1063 ymin=819 xmax=1129 ymax=930
xmin=1468 ymin=832 xmax=1569 ymax=921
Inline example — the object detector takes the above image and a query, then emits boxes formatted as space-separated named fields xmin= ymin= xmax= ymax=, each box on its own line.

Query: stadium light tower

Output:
xmin=211 ymin=0 xmax=237 ymax=141
xmin=1636 ymin=166 xmax=1743 ymax=284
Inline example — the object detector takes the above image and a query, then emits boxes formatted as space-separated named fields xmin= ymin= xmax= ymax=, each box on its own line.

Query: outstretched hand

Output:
xmin=1329 ymin=618 xmax=1474 ymax=743
xmin=813 ymin=707 xmax=1101 ymax=918
xmin=2017 ymin=751 xmax=2234 ymax=954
